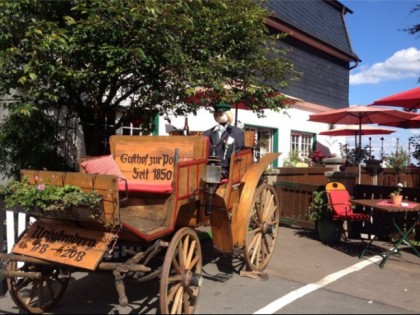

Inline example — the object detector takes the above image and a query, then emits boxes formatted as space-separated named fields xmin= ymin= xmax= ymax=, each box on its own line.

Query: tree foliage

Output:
xmin=0 ymin=110 xmax=69 ymax=179
xmin=405 ymin=4 xmax=420 ymax=161
xmin=0 ymin=0 xmax=300 ymax=158
xmin=404 ymin=4 xmax=420 ymax=83
xmin=385 ymin=145 xmax=410 ymax=173
xmin=404 ymin=4 xmax=420 ymax=38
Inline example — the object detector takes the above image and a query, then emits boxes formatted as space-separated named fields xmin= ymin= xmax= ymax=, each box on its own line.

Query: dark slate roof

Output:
xmin=265 ymin=0 xmax=359 ymax=60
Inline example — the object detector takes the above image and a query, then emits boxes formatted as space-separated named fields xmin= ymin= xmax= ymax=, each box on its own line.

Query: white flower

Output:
xmin=223 ymin=136 xmax=235 ymax=159
xmin=391 ymin=183 xmax=404 ymax=196
xmin=226 ymin=136 xmax=235 ymax=145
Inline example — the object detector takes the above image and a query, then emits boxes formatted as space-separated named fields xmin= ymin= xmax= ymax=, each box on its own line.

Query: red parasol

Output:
xmin=319 ymin=124 xmax=395 ymax=151
xmin=319 ymin=124 xmax=395 ymax=137
xmin=308 ymin=105 xmax=418 ymax=162
xmin=370 ymin=86 xmax=420 ymax=110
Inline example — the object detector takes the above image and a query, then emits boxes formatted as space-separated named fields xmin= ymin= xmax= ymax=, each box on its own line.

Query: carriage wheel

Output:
xmin=244 ymin=183 xmax=280 ymax=271
xmin=159 ymin=227 xmax=203 ymax=314
xmin=6 ymin=260 xmax=70 ymax=314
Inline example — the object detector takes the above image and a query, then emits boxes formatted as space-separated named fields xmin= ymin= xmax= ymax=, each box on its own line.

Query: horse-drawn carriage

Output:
xmin=0 ymin=132 xmax=280 ymax=314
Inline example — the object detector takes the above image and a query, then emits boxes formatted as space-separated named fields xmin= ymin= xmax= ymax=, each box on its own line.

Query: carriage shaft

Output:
xmin=0 ymin=253 xmax=50 ymax=265
xmin=97 ymin=262 xmax=151 ymax=272
xmin=1 ymin=270 xmax=42 ymax=279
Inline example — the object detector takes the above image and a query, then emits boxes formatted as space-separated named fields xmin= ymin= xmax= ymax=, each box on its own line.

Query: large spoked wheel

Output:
xmin=244 ymin=183 xmax=280 ymax=271
xmin=159 ymin=227 xmax=203 ymax=314
xmin=6 ymin=261 xmax=70 ymax=314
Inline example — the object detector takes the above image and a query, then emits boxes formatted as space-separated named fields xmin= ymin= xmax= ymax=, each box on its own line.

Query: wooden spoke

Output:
xmin=160 ymin=228 xmax=202 ymax=314
xmin=250 ymin=233 xmax=262 ymax=267
xmin=185 ymin=240 xmax=196 ymax=269
xmin=244 ymin=184 xmax=280 ymax=271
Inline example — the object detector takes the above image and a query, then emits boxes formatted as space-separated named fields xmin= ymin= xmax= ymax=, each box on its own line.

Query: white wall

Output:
xmin=158 ymin=106 xmax=343 ymax=166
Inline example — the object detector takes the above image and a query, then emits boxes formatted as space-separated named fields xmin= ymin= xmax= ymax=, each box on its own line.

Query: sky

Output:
xmin=336 ymin=0 xmax=419 ymax=162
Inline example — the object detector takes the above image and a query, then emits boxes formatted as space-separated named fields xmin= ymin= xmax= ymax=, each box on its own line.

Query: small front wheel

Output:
xmin=6 ymin=261 xmax=70 ymax=314
xmin=159 ymin=227 xmax=203 ymax=314
xmin=244 ymin=184 xmax=280 ymax=271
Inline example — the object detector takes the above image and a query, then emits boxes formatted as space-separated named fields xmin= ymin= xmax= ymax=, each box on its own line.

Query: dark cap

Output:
xmin=213 ymin=103 xmax=231 ymax=112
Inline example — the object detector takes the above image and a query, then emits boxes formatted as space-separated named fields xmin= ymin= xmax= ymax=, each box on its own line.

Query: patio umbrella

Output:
xmin=308 ymin=105 xmax=419 ymax=162
xmin=375 ymin=116 xmax=420 ymax=129
xmin=319 ymin=124 xmax=395 ymax=151
xmin=370 ymin=86 xmax=420 ymax=110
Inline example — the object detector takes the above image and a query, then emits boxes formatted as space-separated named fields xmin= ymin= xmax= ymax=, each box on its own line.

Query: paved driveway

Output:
xmin=0 ymin=225 xmax=419 ymax=314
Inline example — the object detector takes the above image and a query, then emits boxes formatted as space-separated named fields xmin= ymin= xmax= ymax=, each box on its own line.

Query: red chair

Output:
xmin=326 ymin=182 xmax=371 ymax=241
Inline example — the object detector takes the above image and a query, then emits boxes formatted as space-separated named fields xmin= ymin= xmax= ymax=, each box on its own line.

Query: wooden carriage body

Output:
xmin=0 ymin=132 xmax=281 ymax=314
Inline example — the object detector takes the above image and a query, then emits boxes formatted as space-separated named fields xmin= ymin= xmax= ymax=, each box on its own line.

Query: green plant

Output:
xmin=0 ymin=177 xmax=102 ymax=214
xmin=389 ymin=183 xmax=404 ymax=197
xmin=385 ymin=147 xmax=410 ymax=172
xmin=283 ymin=149 xmax=302 ymax=167
xmin=0 ymin=111 xmax=71 ymax=180
xmin=308 ymin=150 xmax=326 ymax=162
xmin=339 ymin=143 xmax=370 ymax=166
xmin=308 ymin=189 xmax=333 ymax=222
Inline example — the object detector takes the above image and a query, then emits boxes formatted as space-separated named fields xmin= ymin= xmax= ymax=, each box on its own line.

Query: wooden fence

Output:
xmin=275 ymin=166 xmax=420 ymax=230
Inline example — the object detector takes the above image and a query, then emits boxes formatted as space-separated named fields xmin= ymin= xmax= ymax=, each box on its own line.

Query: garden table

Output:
xmin=351 ymin=199 xmax=420 ymax=268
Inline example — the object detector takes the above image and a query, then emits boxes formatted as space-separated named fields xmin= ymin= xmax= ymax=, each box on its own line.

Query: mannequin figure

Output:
xmin=203 ymin=103 xmax=245 ymax=178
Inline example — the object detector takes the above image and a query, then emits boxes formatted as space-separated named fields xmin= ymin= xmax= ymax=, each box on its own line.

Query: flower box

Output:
xmin=0 ymin=177 xmax=105 ymax=225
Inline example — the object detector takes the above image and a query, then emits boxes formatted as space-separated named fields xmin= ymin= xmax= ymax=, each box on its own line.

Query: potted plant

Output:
xmin=0 ymin=176 xmax=104 ymax=221
xmin=282 ymin=149 xmax=304 ymax=167
xmin=308 ymin=150 xmax=326 ymax=166
xmin=389 ymin=182 xmax=404 ymax=206
xmin=308 ymin=189 xmax=342 ymax=243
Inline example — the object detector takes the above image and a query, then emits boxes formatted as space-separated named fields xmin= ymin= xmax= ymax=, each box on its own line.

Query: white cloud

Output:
xmin=350 ymin=47 xmax=420 ymax=85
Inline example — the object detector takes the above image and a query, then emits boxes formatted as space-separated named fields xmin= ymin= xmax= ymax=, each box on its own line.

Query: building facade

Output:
xmin=155 ymin=0 xmax=360 ymax=167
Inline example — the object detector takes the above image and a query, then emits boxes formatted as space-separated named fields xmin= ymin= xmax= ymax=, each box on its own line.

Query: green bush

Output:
xmin=385 ymin=147 xmax=409 ymax=172
xmin=308 ymin=189 xmax=333 ymax=222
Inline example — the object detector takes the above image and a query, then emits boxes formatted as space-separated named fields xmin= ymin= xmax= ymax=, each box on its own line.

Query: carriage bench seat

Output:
xmin=80 ymin=135 xmax=209 ymax=195
xmin=118 ymin=179 xmax=173 ymax=194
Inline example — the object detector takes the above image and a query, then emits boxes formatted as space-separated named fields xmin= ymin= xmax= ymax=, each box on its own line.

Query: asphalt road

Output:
xmin=1 ymin=225 xmax=420 ymax=314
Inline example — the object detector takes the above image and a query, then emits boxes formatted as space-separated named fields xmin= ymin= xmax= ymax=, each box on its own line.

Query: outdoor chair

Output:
xmin=326 ymin=181 xmax=372 ymax=242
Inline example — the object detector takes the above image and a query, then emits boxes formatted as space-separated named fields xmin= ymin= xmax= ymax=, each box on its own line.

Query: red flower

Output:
xmin=309 ymin=150 xmax=326 ymax=162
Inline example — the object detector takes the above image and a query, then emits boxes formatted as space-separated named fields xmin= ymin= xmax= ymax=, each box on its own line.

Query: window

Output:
xmin=291 ymin=131 xmax=315 ymax=159
xmin=244 ymin=126 xmax=275 ymax=161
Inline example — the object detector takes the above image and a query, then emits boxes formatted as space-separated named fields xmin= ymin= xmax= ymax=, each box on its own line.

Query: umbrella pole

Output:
xmin=358 ymin=118 xmax=362 ymax=184
xmin=354 ymin=134 xmax=357 ymax=152
xmin=235 ymin=104 xmax=238 ymax=127
xmin=358 ymin=118 xmax=362 ymax=164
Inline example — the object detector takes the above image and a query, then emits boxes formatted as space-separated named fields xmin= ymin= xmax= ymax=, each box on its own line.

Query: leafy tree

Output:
xmin=405 ymin=4 xmax=420 ymax=159
xmin=384 ymin=146 xmax=410 ymax=173
xmin=404 ymin=4 xmax=420 ymax=82
xmin=409 ymin=136 xmax=420 ymax=166
xmin=0 ymin=0 xmax=300 ymax=158
xmin=0 ymin=110 xmax=69 ymax=179
xmin=404 ymin=4 xmax=420 ymax=38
